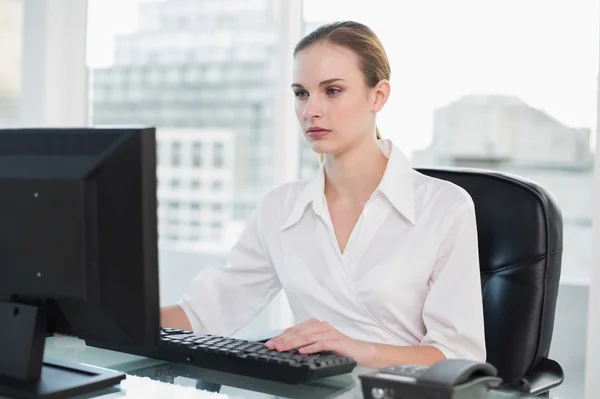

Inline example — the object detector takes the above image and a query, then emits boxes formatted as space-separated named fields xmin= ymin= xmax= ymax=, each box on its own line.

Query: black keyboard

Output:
xmin=157 ymin=328 xmax=357 ymax=384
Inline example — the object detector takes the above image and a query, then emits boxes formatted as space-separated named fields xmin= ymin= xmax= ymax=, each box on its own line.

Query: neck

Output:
xmin=323 ymin=137 xmax=388 ymax=205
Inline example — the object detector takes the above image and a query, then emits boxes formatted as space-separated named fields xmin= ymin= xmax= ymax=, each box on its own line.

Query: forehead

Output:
xmin=292 ymin=42 xmax=363 ymax=85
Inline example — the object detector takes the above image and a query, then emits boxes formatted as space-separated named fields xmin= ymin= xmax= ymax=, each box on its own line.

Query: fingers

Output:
xmin=263 ymin=319 xmax=361 ymax=361
xmin=265 ymin=319 xmax=338 ymax=351
xmin=285 ymin=319 xmax=330 ymax=338
xmin=297 ymin=339 xmax=340 ymax=354
xmin=283 ymin=318 xmax=320 ymax=334
xmin=272 ymin=331 xmax=330 ymax=352
xmin=265 ymin=318 xmax=320 ymax=346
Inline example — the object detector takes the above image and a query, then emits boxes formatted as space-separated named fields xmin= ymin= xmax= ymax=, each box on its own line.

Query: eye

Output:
xmin=326 ymin=87 xmax=341 ymax=96
xmin=294 ymin=90 xmax=308 ymax=99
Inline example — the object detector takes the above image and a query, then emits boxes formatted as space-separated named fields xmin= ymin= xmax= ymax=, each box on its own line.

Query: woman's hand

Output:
xmin=264 ymin=318 xmax=375 ymax=365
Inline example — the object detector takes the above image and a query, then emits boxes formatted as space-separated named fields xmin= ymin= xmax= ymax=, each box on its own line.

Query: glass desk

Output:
xmin=0 ymin=337 xmax=555 ymax=399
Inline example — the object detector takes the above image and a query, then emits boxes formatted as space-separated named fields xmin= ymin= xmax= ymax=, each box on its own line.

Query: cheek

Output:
xmin=332 ymin=96 xmax=368 ymax=125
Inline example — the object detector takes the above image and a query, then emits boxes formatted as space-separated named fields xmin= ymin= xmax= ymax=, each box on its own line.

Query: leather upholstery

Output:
xmin=416 ymin=168 xmax=563 ymax=384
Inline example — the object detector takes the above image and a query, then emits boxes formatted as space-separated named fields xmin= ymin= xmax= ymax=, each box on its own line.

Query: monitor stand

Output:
xmin=0 ymin=301 xmax=125 ymax=399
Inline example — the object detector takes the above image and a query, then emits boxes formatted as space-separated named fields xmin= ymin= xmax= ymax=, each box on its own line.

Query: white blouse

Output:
xmin=179 ymin=139 xmax=486 ymax=362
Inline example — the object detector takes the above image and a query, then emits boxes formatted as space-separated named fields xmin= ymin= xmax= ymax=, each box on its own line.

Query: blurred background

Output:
xmin=0 ymin=1 xmax=598 ymax=398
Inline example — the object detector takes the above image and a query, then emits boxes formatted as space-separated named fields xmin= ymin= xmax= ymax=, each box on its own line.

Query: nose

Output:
xmin=302 ymin=97 xmax=322 ymax=119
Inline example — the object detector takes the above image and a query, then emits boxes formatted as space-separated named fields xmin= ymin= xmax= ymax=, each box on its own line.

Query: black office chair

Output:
xmin=417 ymin=167 xmax=564 ymax=397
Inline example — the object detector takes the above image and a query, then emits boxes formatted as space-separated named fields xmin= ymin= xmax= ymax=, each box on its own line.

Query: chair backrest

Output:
xmin=416 ymin=168 xmax=563 ymax=383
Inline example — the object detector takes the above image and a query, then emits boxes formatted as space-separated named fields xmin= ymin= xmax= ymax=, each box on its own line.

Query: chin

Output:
xmin=308 ymin=140 xmax=337 ymax=155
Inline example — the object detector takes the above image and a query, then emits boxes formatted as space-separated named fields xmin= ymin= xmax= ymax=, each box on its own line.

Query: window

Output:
xmin=171 ymin=141 xmax=181 ymax=166
xmin=213 ymin=141 xmax=224 ymax=168
xmin=212 ymin=180 xmax=223 ymax=191
xmin=0 ymin=0 xmax=23 ymax=127
xmin=211 ymin=203 xmax=222 ymax=212
xmin=170 ymin=179 xmax=180 ymax=189
xmin=16 ymin=0 xmax=590 ymax=389
xmin=88 ymin=3 xmax=283 ymax=330
xmin=165 ymin=68 xmax=179 ymax=84
xmin=192 ymin=142 xmax=202 ymax=167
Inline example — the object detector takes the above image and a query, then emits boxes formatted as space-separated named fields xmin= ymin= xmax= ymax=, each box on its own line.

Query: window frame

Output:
xmin=19 ymin=0 xmax=88 ymax=127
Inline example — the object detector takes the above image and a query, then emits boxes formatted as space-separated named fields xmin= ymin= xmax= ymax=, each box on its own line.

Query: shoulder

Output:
xmin=412 ymin=169 xmax=475 ymax=221
xmin=253 ymin=178 xmax=312 ymax=224
xmin=257 ymin=178 xmax=309 ymax=209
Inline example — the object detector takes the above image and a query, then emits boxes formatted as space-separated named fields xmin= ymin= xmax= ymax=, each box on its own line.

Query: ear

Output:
xmin=371 ymin=79 xmax=391 ymax=113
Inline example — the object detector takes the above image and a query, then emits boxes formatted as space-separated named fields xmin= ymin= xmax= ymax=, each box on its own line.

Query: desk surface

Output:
xmin=0 ymin=337 xmax=552 ymax=399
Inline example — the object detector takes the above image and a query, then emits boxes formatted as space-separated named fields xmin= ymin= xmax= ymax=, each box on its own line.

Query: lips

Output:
xmin=306 ymin=127 xmax=331 ymax=139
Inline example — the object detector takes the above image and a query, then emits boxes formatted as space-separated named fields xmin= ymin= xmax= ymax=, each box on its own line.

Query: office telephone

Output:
xmin=359 ymin=359 xmax=502 ymax=399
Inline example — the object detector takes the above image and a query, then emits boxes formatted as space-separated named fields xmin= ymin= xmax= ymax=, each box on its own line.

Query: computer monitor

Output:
xmin=0 ymin=127 xmax=160 ymax=398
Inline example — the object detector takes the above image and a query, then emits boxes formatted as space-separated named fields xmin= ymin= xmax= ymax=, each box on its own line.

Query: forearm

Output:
xmin=160 ymin=305 xmax=193 ymax=331
xmin=362 ymin=342 xmax=446 ymax=368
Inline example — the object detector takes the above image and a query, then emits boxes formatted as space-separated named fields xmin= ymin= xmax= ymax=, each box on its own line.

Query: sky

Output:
xmin=86 ymin=0 xmax=599 ymax=154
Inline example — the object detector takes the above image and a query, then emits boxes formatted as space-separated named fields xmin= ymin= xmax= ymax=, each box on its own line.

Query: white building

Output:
xmin=91 ymin=0 xmax=281 ymax=223
xmin=156 ymin=128 xmax=239 ymax=252
xmin=416 ymin=94 xmax=593 ymax=169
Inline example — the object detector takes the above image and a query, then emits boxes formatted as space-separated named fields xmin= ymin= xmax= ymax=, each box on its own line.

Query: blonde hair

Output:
xmin=294 ymin=21 xmax=390 ymax=163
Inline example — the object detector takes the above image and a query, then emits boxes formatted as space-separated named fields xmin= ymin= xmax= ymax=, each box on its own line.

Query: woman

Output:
xmin=161 ymin=21 xmax=486 ymax=368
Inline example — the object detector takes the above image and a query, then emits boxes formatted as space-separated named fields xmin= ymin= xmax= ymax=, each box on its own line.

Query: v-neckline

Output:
xmin=322 ymin=195 xmax=365 ymax=261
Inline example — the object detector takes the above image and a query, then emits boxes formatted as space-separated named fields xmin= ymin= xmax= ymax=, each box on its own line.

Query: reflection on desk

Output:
xmin=42 ymin=338 xmax=555 ymax=399
xmin=91 ymin=375 xmax=231 ymax=399
xmin=45 ymin=336 xmax=363 ymax=399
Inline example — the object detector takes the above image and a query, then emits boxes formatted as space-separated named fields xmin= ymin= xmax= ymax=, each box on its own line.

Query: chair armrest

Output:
xmin=520 ymin=357 xmax=564 ymax=396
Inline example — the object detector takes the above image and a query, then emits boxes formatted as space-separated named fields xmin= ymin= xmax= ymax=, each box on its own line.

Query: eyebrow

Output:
xmin=291 ymin=78 xmax=345 ymax=89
